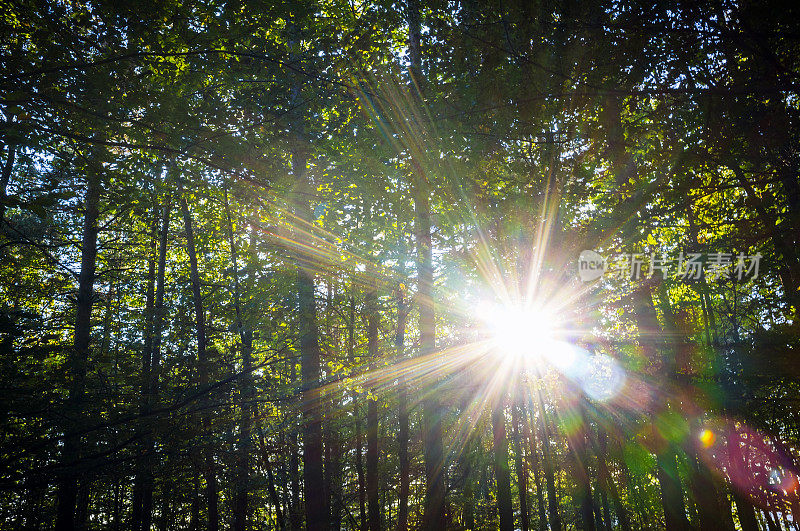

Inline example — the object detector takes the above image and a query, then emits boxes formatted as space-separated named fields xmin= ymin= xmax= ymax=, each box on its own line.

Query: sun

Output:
xmin=476 ymin=302 xmax=560 ymax=361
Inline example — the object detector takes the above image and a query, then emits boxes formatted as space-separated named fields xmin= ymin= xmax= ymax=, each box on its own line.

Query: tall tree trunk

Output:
xmin=463 ymin=468 xmax=475 ymax=529
xmin=511 ymin=399 xmax=530 ymax=531
xmin=522 ymin=402 xmax=547 ymax=531
xmin=225 ymin=192 xmax=254 ymax=531
xmin=289 ymin=363 xmax=302 ymax=531
xmin=533 ymin=393 xmax=562 ymax=531
xmin=258 ymin=428 xmax=286 ymax=530
xmin=348 ymin=291 xmax=366 ymax=531
xmin=365 ymin=261 xmax=381 ymax=531
xmin=632 ymin=283 xmax=691 ymax=530
xmin=727 ymin=431 xmax=760 ymax=531
xmin=367 ymin=398 xmax=380 ymax=531
xmin=75 ymin=478 xmax=91 ymax=530
xmin=396 ymin=286 xmax=410 ymax=531
xmin=417 ymin=184 xmax=446 ymax=530
xmin=131 ymin=204 xmax=158 ymax=531
xmin=287 ymin=18 xmax=327 ymax=529
xmin=406 ymin=1 xmax=446 ymax=528
xmin=145 ymin=193 xmax=171 ymax=530
xmin=137 ymin=193 xmax=171 ymax=531
xmin=189 ymin=474 xmax=200 ymax=531
xmin=661 ymin=281 xmax=730 ymax=530
xmin=327 ymin=422 xmax=343 ymax=531
xmin=354 ymin=390 xmax=366 ymax=531
xmin=567 ymin=399 xmax=595 ymax=531
xmin=55 ymin=154 xmax=101 ymax=531
xmin=492 ymin=401 xmax=514 ymax=531
xmin=599 ymin=483 xmax=611 ymax=531
xmin=297 ymin=253 xmax=326 ymax=531
xmin=597 ymin=429 xmax=631 ymax=531
xmin=180 ymin=195 xmax=219 ymax=531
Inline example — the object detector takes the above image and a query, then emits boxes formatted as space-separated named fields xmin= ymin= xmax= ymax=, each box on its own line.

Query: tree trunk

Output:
xmin=533 ymin=394 xmax=562 ymax=531
xmin=225 ymin=191 xmax=254 ymax=531
xmin=131 ymin=204 xmax=158 ymax=531
xmin=55 ymin=155 xmax=101 ymax=531
xmin=366 ymin=268 xmax=381 ymax=531
xmin=406 ymin=1 xmax=446 ymax=528
xmin=632 ymin=283 xmax=691 ymax=530
xmin=511 ymin=400 xmax=530 ymax=531
xmin=492 ymin=401 xmax=514 ymax=531
xmin=463 ymin=463 xmax=475 ymax=530
xmin=396 ymin=287 xmax=410 ymax=531
xmin=327 ymin=419 xmax=343 ymax=531
xmin=727 ymin=431 xmax=760 ymax=531
xmin=133 ymin=193 xmax=171 ymax=531
xmin=523 ymin=402 xmax=547 ymax=531
xmin=287 ymin=17 xmax=328 ymax=529
xmin=567 ymin=399 xmax=595 ymax=531
xmin=180 ymin=195 xmax=219 ymax=531
xmin=347 ymin=291 xmax=366 ymax=531
xmin=367 ymin=398 xmax=380 ymax=531
xmin=75 ymin=478 xmax=91 ymax=530
xmin=597 ymin=429 xmax=631 ymax=531
xmin=354 ymin=390 xmax=366 ymax=531
xmin=258 ymin=428 xmax=286 ymax=530
xmin=189 ymin=474 xmax=200 ymax=531
xmin=289 ymin=375 xmax=302 ymax=531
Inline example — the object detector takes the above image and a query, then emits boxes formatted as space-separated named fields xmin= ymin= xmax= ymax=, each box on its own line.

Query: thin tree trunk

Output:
xmin=367 ymin=397 xmax=380 ymax=531
xmin=346 ymin=290 xmax=366 ymax=531
xmin=289 ymin=366 xmax=302 ymax=531
xmin=366 ymin=266 xmax=381 ymax=531
xmin=567 ymin=399 xmax=595 ymax=531
xmin=511 ymin=399 xmax=529 ymax=531
xmin=597 ymin=429 xmax=630 ymax=531
xmin=159 ymin=493 xmax=171 ymax=531
xmin=136 ymin=193 xmax=171 ymax=531
xmin=131 ymin=204 xmax=158 ymax=531
xmin=599 ymin=484 xmax=611 ymax=531
xmin=258 ymin=428 xmax=286 ymax=530
xmin=533 ymin=393 xmax=562 ymax=531
xmin=189 ymin=474 xmax=200 ymax=531
xmin=522 ymin=402 xmax=547 ymax=531
xmin=354 ymin=390 xmax=366 ymax=531
xmin=328 ymin=424 xmax=343 ymax=531
xmin=55 ymin=155 xmax=101 ymax=531
xmin=180 ymin=195 xmax=219 ymax=531
xmin=492 ymin=401 xmax=514 ymax=531
xmin=396 ymin=286 xmax=410 ymax=531
xmin=225 ymin=191 xmax=254 ymax=531
xmin=324 ymin=280 xmax=343 ymax=531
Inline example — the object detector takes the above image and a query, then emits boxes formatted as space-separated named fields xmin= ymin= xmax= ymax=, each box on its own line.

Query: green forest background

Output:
xmin=1 ymin=0 xmax=800 ymax=530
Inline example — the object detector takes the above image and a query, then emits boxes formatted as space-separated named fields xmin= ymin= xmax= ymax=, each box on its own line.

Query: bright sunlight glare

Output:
xmin=476 ymin=302 xmax=560 ymax=361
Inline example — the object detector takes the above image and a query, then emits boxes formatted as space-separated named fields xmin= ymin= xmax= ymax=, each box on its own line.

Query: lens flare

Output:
xmin=699 ymin=429 xmax=716 ymax=448
xmin=579 ymin=353 xmax=627 ymax=402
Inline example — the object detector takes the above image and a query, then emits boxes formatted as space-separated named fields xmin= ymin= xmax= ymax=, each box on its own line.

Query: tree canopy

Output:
xmin=1 ymin=1 xmax=800 ymax=530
